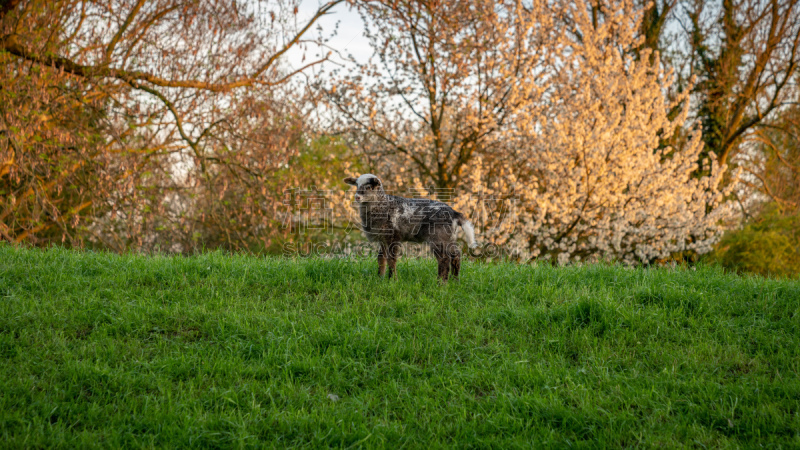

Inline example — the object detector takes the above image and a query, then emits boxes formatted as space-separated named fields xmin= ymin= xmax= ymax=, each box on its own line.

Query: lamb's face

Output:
xmin=343 ymin=174 xmax=384 ymax=204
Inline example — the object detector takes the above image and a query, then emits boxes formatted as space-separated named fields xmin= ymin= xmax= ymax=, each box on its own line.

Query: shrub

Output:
xmin=710 ymin=205 xmax=800 ymax=278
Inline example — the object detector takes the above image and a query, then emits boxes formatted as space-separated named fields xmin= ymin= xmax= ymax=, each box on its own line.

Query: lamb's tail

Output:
xmin=459 ymin=218 xmax=478 ymax=249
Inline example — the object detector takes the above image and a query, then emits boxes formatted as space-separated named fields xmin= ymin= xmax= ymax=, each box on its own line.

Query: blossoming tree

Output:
xmin=338 ymin=0 xmax=736 ymax=264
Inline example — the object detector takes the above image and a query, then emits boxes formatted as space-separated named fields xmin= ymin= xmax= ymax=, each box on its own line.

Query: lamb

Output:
xmin=344 ymin=174 xmax=478 ymax=281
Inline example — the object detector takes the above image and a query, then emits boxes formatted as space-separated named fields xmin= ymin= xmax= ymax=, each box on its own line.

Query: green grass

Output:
xmin=1 ymin=245 xmax=799 ymax=448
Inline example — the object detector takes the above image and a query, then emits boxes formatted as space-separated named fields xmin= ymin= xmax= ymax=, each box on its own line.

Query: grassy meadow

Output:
xmin=0 ymin=245 xmax=799 ymax=447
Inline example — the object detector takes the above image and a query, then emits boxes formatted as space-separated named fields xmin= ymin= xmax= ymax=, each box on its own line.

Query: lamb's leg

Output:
xmin=378 ymin=244 xmax=387 ymax=277
xmin=449 ymin=244 xmax=461 ymax=280
xmin=432 ymin=243 xmax=450 ymax=282
xmin=386 ymin=241 xmax=402 ymax=279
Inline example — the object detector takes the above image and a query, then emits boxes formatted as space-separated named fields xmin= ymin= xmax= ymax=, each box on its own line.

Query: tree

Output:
xmin=745 ymin=101 xmax=800 ymax=213
xmin=370 ymin=0 xmax=730 ymax=264
xmin=326 ymin=0 xmax=558 ymax=195
xmin=687 ymin=0 xmax=799 ymax=169
xmin=1 ymin=0 xmax=345 ymax=249
xmin=0 ymin=1 xmax=126 ymax=244
xmin=574 ymin=0 xmax=800 ymax=177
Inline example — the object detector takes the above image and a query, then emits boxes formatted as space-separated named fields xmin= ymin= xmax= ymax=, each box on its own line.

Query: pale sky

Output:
xmin=283 ymin=1 xmax=373 ymax=77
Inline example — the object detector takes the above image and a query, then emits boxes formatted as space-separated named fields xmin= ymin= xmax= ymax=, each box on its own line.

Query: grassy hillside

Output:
xmin=1 ymin=245 xmax=798 ymax=448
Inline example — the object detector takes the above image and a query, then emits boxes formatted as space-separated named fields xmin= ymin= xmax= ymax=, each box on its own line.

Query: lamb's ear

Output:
xmin=343 ymin=177 xmax=358 ymax=186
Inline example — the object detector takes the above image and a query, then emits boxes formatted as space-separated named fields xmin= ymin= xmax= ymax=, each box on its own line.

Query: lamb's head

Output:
xmin=343 ymin=174 xmax=385 ymax=203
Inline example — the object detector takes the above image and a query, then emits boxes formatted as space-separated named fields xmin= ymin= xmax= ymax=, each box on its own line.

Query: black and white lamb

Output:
xmin=344 ymin=174 xmax=477 ymax=281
